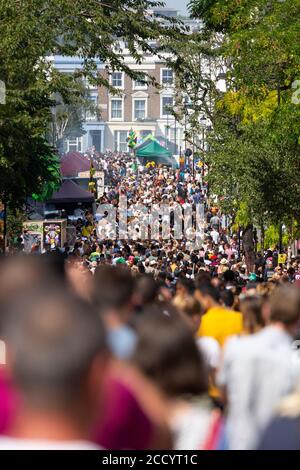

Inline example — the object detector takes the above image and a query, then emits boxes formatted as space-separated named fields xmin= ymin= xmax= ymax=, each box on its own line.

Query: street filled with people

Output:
xmin=1 ymin=153 xmax=300 ymax=450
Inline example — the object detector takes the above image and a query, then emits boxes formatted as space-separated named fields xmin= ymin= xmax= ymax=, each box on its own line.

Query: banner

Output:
xmin=43 ymin=222 xmax=62 ymax=249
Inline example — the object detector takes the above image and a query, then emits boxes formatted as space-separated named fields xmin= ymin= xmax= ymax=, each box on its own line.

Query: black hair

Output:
xmin=93 ymin=265 xmax=134 ymax=313
xmin=220 ymin=289 xmax=235 ymax=308
xmin=196 ymin=283 xmax=221 ymax=303
xmin=132 ymin=308 xmax=208 ymax=398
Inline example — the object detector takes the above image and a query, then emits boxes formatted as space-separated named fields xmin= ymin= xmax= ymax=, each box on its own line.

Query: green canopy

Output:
xmin=142 ymin=133 xmax=157 ymax=144
xmin=136 ymin=140 xmax=174 ymax=165
xmin=135 ymin=134 xmax=159 ymax=151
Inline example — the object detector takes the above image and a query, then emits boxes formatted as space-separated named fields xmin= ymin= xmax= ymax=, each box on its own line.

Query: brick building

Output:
xmin=51 ymin=8 xmax=202 ymax=155
xmin=98 ymin=50 xmax=183 ymax=154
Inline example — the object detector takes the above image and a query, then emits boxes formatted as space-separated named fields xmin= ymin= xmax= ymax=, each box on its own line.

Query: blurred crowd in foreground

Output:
xmin=0 ymin=254 xmax=300 ymax=450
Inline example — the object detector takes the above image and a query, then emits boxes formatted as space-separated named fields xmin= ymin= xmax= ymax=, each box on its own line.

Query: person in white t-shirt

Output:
xmin=218 ymin=285 xmax=300 ymax=450
xmin=210 ymin=228 xmax=220 ymax=246
xmin=0 ymin=285 xmax=108 ymax=450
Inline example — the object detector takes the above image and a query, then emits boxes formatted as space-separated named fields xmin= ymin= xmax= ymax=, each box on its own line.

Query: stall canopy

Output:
xmin=61 ymin=152 xmax=91 ymax=177
xmin=135 ymin=133 xmax=158 ymax=151
xmin=136 ymin=139 xmax=175 ymax=166
xmin=48 ymin=180 xmax=94 ymax=204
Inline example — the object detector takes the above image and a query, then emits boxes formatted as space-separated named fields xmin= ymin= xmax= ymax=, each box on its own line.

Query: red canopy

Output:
xmin=61 ymin=152 xmax=91 ymax=177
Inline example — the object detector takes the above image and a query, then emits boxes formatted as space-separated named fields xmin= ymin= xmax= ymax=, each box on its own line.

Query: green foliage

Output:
xmin=31 ymin=151 xmax=61 ymax=202
xmin=0 ymin=0 xmax=183 ymax=209
xmin=50 ymin=81 xmax=98 ymax=152
xmin=264 ymin=224 xmax=289 ymax=250
xmin=6 ymin=208 xmax=26 ymax=241
xmin=186 ymin=0 xmax=300 ymax=246
xmin=207 ymin=102 xmax=300 ymax=226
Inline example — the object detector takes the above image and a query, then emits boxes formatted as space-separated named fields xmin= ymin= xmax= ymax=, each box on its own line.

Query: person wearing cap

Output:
xmin=217 ymin=258 xmax=229 ymax=275
xmin=248 ymin=272 xmax=258 ymax=282
xmin=114 ymin=257 xmax=126 ymax=265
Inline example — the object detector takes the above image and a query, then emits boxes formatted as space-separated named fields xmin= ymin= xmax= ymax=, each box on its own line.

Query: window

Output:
xmin=86 ymin=95 xmax=98 ymax=121
xmin=134 ymin=99 xmax=146 ymax=120
xmin=133 ymin=74 xmax=147 ymax=90
xmin=169 ymin=127 xmax=181 ymax=143
xmin=161 ymin=69 xmax=174 ymax=85
xmin=67 ymin=137 xmax=82 ymax=152
xmin=91 ymin=130 xmax=102 ymax=152
xmin=111 ymin=99 xmax=123 ymax=120
xmin=114 ymin=131 xmax=129 ymax=152
xmin=161 ymin=96 xmax=174 ymax=117
xmin=111 ymin=72 xmax=123 ymax=88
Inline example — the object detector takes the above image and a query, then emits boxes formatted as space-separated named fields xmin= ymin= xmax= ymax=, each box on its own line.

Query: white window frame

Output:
xmin=161 ymin=95 xmax=174 ymax=119
xmin=169 ymin=126 xmax=181 ymax=141
xmin=133 ymin=98 xmax=147 ymax=121
xmin=110 ymin=97 xmax=124 ymax=121
xmin=133 ymin=74 xmax=148 ymax=90
xmin=161 ymin=68 xmax=174 ymax=86
xmin=114 ymin=131 xmax=129 ymax=152
xmin=67 ymin=137 xmax=83 ymax=153
xmin=85 ymin=93 xmax=98 ymax=121
xmin=140 ymin=130 xmax=153 ymax=140
xmin=111 ymin=71 xmax=124 ymax=89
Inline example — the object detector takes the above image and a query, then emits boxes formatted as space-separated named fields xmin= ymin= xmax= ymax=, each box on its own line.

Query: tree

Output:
xmin=166 ymin=28 xmax=226 ymax=156
xmin=187 ymin=0 xmax=300 ymax=249
xmin=190 ymin=0 xmax=300 ymax=93
xmin=0 ymin=0 xmax=184 ymax=209
xmin=50 ymin=81 xmax=99 ymax=153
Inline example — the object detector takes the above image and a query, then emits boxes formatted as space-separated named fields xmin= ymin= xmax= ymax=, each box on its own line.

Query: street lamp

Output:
xmin=199 ymin=115 xmax=207 ymax=151
xmin=173 ymin=105 xmax=180 ymax=157
xmin=198 ymin=116 xmax=208 ymax=196
xmin=183 ymin=96 xmax=190 ymax=152
xmin=165 ymin=112 xmax=170 ymax=150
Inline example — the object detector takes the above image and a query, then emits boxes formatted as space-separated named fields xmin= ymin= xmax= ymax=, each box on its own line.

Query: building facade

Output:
xmin=98 ymin=52 xmax=184 ymax=154
xmin=51 ymin=8 xmax=201 ymax=155
xmin=52 ymin=55 xmax=106 ymax=154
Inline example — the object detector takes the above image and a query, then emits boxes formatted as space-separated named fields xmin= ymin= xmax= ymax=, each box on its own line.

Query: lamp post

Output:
xmin=173 ymin=105 xmax=179 ymax=158
xmin=206 ymin=125 xmax=212 ymax=200
xmin=165 ymin=113 xmax=170 ymax=150
xmin=183 ymin=96 xmax=189 ymax=152
xmin=174 ymin=118 xmax=177 ymax=156
xmin=199 ymin=115 xmax=206 ymax=179
xmin=277 ymin=85 xmax=283 ymax=255
xmin=192 ymin=133 xmax=195 ymax=177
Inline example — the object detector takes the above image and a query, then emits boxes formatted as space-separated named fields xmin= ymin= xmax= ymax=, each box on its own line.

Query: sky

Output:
xmin=165 ymin=0 xmax=189 ymax=15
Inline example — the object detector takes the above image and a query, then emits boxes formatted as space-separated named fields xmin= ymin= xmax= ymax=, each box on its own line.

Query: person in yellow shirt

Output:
xmin=81 ymin=222 xmax=93 ymax=238
xmin=195 ymin=282 xmax=243 ymax=348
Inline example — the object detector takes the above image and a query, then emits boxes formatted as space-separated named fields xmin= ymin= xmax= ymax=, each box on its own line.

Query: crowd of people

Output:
xmin=1 ymin=153 xmax=300 ymax=450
